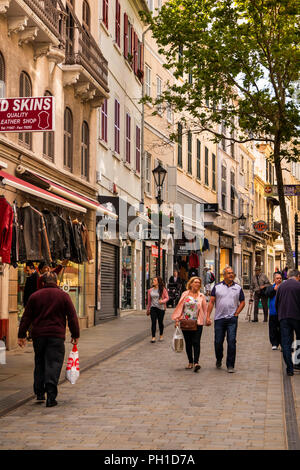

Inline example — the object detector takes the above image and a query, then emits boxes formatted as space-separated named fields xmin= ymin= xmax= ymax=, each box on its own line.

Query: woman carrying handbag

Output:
xmin=147 ymin=277 xmax=169 ymax=343
xmin=172 ymin=276 xmax=209 ymax=372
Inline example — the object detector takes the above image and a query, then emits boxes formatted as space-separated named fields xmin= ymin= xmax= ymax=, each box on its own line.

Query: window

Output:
xmin=145 ymin=152 xmax=151 ymax=194
xmin=136 ymin=125 xmax=141 ymax=173
xmin=19 ymin=72 xmax=32 ymax=149
xmin=221 ymin=164 xmax=227 ymax=210
xmin=212 ymin=153 xmax=216 ymax=190
xmin=64 ymin=107 xmax=73 ymax=170
xmin=205 ymin=147 xmax=209 ymax=186
xmin=125 ymin=113 xmax=131 ymax=163
xmin=103 ymin=0 xmax=108 ymax=28
xmin=124 ymin=13 xmax=128 ymax=58
xmin=101 ymin=99 xmax=108 ymax=143
xmin=43 ymin=91 xmax=54 ymax=161
xmin=66 ymin=5 xmax=75 ymax=57
xmin=196 ymin=139 xmax=201 ymax=180
xmin=187 ymin=131 xmax=192 ymax=174
xmin=115 ymin=0 xmax=121 ymax=47
xmin=230 ymin=171 xmax=235 ymax=215
xmin=156 ymin=75 xmax=162 ymax=114
xmin=114 ymin=99 xmax=120 ymax=154
xmin=81 ymin=121 xmax=89 ymax=178
xmin=0 ymin=52 xmax=5 ymax=97
xmin=137 ymin=41 xmax=144 ymax=82
xmin=145 ymin=65 xmax=151 ymax=97
xmin=147 ymin=0 xmax=154 ymax=12
xmin=167 ymin=102 xmax=172 ymax=123
xmin=221 ymin=121 xmax=226 ymax=151
xmin=177 ymin=123 xmax=182 ymax=168
xmin=83 ymin=1 xmax=90 ymax=30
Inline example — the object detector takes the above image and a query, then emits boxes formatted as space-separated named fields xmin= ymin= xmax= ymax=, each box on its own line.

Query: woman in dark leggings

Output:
xmin=146 ymin=277 xmax=169 ymax=343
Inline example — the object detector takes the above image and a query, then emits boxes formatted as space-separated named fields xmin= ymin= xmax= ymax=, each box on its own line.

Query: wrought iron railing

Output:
xmin=23 ymin=0 xmax=66 ymax=46
xmin=65 ymin=19 xmax=108 ymax=92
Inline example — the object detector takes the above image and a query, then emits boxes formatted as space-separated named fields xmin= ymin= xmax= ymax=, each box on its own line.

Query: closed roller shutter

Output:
xmin=96 ymin=242 xmax=119 ymax=323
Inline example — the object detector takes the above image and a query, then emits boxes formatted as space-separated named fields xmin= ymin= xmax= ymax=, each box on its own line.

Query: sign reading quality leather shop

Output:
xmin=0 ymin=96 xmax=54 ymax=132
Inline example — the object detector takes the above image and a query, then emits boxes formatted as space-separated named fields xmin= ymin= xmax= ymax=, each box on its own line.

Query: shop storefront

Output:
xmin=0 ymin=167 xmax=101 ymax=349
xmin=121 ymin=241 xmax=134 ymax=310
xmin=219 ymin=234 xmax=234 ymax=281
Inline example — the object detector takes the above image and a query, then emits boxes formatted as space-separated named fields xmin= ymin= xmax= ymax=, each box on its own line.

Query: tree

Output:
xmin=140 ymin=0 xmax=300 ymax=268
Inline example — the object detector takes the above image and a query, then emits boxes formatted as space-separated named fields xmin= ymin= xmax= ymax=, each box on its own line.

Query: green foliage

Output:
xmin=140 ymin=0 xmax=300 ymax=159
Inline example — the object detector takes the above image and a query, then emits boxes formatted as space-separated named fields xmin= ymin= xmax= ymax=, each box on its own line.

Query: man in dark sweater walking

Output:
xmin=18 ymin=271 xmax=80 ymax=407
xmin=275 ymin=269 xmax=300 ymax=376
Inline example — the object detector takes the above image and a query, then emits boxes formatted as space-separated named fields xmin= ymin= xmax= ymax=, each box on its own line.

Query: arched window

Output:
xmin=64 ymin=108 xmax=73 ymax=171
xmin=81 ymin=121 xmax=89 ymax=178
xmin=83 ymin=0 xmax=90 ymax=31
xmin=0 ymin=52 xmax=5 ymax=97
xmin=19 ymin=71 xmax=32 ymax=149
xmin=43 ymin=91 xmax=54 ymax=161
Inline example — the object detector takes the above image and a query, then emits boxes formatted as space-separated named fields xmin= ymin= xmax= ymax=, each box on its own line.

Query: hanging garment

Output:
xmin=0 ymin=196 xmax=13 ymax=264
xmin=20 ymin=205 xmax=52 ymax=263
xmin=57 ymin=215 xmax=71 ymax=260
xmin=68 ymin=216 xmax=80 ymax=263
xmin=189 ymin=252 xmax=199 ymax=269
xmin=81 ymin=222 xmax=93 ymax=263
xmin=10 ymin=201 xmax=19 ymax=267
xmin=72 ymin=220 xmax=88 ymax=263
xmin=202 ymin=238 xmax=210 ymax=252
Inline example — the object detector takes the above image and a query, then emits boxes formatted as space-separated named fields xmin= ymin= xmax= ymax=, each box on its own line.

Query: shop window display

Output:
xmin=122 ymin=244 xmax=133 ymax=309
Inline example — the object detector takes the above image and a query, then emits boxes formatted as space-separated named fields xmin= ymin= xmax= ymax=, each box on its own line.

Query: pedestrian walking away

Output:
xmin=172 ymin=276 xmax=208 ymax=373
xmin=146 ymin=277 xmax=169 ymax=343
xmin=18 ymin=271 xmax=80 ymax=407
xmin=206 ymin=267 xmax=245 ymax=373
xmin=275 ymin=269 xmax=300 ymax=376
xmin=250 ymin=266 xmax=271 ymax=322
xmin=265 ymin=272 xmax=282 ymax=350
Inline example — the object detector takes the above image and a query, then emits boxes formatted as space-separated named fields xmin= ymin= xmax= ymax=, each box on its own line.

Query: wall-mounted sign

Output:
xmin=0 ymin=96 xmax=55 ymax=132
xmin=203 ymin=203 xmax=219 ymax=212
xmin=253 ymin=220 xmax=268 ymax=233
xmin=151 ymin=245 xmax=162 ymax=258
xmin=264 ymin=185 xmax=300 ymax=196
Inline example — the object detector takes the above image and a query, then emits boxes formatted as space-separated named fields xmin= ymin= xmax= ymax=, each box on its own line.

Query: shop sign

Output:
xmin=264 ymin=184 xmax=300 ymax=196
xmin=220 ymin=235 xmax=233 ymax=249
xmin=0 ymin=96 xmax=55 ymax=132
xmin=203 ymin=203 xmax=219 ymax=212
xmin=151 ymin=245 xmax=162 ymax=258
xmin=253 ymin=220 xmax=268 ymax=234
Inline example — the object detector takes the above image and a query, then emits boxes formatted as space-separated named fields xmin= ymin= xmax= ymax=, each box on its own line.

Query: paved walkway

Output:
xmin=0 ymin=297 xmax=299 ymax=450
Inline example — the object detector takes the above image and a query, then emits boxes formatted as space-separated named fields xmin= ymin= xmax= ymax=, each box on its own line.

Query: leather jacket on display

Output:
xmin=0 ymin=196 xmax=13 ymax=264
xmin=21 ymin=205 xmax=52 ymax=263
xmin=10 ymin=201 xmax=19 ymax=267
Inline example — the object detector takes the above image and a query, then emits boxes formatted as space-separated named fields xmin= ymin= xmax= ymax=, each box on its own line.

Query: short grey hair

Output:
xmin=223 ymin=266 xmax=234 ymax=276
xmin=287 ymin=269 xmax=300 ymax=279
xmin=41 ymin=271 xmax=58 ymax=286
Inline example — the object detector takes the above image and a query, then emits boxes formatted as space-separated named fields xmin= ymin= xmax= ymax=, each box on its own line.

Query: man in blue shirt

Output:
xmin=207 ymin=267 xmax=245 ymax=373
xmin=265 ymin=272 xmax=282 ymax=350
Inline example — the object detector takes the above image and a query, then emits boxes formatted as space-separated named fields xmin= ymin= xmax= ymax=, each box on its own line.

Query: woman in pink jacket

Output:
xmin=172 ymin=276 xmax=208 ymax=372
xmin=147 ymin=277 xmax=169 ymax=343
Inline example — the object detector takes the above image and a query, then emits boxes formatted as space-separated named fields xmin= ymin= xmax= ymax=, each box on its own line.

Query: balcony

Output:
xmin=267 ymin=219 xmax=282 ymax=238
xmin=62 ymin=15 xmax=109 ymax=107
xmin=0 ymin=0 xmax=65 ymax=61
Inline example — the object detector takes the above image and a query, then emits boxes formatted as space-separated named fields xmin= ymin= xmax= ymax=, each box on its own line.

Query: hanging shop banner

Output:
xmin=0 ymin=96 xmax=55 ymax=132
xmin=264 ymin=184 xmax=300 ymax=197
xmin=253 ymin=220 xmax=268 ymax=234
xmin=151 ymin=245 xmax=162 ymax=258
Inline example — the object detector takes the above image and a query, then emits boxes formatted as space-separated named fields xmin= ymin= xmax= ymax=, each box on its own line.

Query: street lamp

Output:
xmin=232 ymin=213 xmax=246 ymax=225
xmin=152 ymin=163 xmax=167 ymax=277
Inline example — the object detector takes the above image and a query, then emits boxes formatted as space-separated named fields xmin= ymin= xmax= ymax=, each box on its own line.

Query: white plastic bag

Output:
xmin=66 ymin=344 xmax=80 ymax=384
xmin=172 ymin=326 xmax=184 ymax=353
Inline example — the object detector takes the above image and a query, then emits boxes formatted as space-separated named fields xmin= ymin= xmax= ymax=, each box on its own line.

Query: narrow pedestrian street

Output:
xmin=0 ymin=309 xmax=294 ymax=450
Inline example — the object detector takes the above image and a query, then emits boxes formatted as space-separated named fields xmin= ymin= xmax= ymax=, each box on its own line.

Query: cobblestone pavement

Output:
xmin=0 ymin=309 xmax=290 ymax=450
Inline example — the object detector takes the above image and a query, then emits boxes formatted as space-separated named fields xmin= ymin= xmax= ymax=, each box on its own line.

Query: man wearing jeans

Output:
xmin=275 ymin=269 xmax=300 ymax=376
xmin=206 ymin=267 xmax=245 ymax=373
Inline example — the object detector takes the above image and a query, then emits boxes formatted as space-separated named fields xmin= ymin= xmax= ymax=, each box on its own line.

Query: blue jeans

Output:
xmin=280 ymin=318 xmax=300 ymax=373
xmin=214 ymin=316 xmax=238 ymax=368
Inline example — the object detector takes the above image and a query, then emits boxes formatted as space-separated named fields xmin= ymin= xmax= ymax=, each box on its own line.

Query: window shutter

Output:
xmin=133 ymin=32 xmax=138 ymax=75
xmin=124 ymin=13 xmax=128 ymax=57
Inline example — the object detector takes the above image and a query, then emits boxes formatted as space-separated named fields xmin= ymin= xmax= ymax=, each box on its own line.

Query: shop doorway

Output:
xmin=95 ymin=242 xmax=119 ymax=323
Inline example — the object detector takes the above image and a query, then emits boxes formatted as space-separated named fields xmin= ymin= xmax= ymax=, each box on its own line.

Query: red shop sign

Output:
xmin=0 ymin=96 xmax=55 ymax=132
xmin=253 ymin=220 xmax=268 ymax=233
xmin=151 ymin=245 xmax=163 ymax=258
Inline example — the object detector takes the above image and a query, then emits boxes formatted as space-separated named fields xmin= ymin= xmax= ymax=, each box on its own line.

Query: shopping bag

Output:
xmin=172 ymin=326 xmax=184 ymax=353
xmin=66 ymin=344 xmax=80 ymax=384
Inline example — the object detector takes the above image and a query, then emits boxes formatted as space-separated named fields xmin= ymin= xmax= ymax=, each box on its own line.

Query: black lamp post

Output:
xmin=152 ymin=163 xmax=167 ymax=277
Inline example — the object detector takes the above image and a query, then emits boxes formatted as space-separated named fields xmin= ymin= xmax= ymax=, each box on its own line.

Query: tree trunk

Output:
xmin=273 ymin=134 xmax=294 ymax=269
